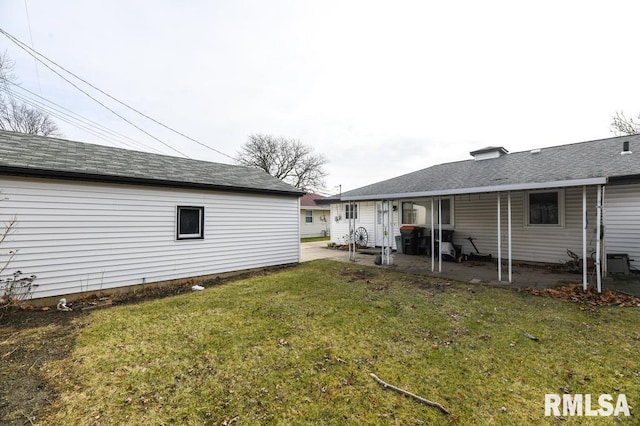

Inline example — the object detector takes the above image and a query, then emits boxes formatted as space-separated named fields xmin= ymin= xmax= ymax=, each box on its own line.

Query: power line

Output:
xmin=0 ymin=27 xmax=190 ymax=158
xmin=22 ymin=0 xmax=42 ymax=95
xmin=0 ymin=27 xmax=236 ymax=162
xmin=4 ymin=81 xmax=169 ymax=154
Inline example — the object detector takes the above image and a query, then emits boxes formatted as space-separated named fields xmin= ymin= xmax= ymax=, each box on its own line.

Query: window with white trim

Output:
xmin=305 ymin=210 xmax=313 ymax=223
xmin=177 ymin=206 xmax=204 ymax=239
xmin=526 ymin=190 xmax=564 ymax=226
xmin=402 ymin=198 xmax=453 ymax=226
xmin=345 ymin=204 xmax=358 ymax=220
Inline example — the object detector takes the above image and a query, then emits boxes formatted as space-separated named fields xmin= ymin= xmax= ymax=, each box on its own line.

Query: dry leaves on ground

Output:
xmin=525 ymin=285 xmax=640 ymax=307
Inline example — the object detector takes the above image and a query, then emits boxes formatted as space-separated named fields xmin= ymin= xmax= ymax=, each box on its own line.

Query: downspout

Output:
xmin=298 ymin=196 xmax=302 ymax=262
xmin=596 ymin=184 xmax=602 ymax=293
xmin=602 ymin=186 xmax=607 ymax=277
xmin=497 ymin=192 xmax=502 ymax=282
xmin=582 ymin=186 xmax=588 ymax=291
xmin=508 ymin=191 xmax=512 ymax=283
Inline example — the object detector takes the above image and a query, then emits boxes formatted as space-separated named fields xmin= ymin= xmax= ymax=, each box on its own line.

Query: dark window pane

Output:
xmin=179 ymin=208 xmax=201 ymax=235
xmin=441 ymin=199 xmax=451 ymax=224
xmin=529 ymin=192 xmax=558 ymax=224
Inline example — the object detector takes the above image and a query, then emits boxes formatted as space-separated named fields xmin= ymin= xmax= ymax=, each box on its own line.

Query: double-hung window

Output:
xmin=177 ymin=206 xmax=204 ymax=240
xmin=305 ymin=210 xmax=313 ymax=223
xmin=345 ymin=204 xmax=358 ymax=220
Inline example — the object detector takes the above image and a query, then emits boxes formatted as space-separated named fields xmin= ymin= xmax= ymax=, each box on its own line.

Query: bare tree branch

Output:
xmin=236 ymin=134 xmax=328 ymax=192
xmin=611 ymin=111 xmax=640 ymax=136
xmin=0 ymin=51 xmax=61 ymax=136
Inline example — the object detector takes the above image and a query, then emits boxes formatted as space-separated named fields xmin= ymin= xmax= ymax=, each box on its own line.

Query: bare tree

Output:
xmin=611 ymin=111 xmax=640 ymax=135
xmin=0 ymin=52 xmax=60 ymax=136
xmin=236 ymin=134 xmax=328 ymax=192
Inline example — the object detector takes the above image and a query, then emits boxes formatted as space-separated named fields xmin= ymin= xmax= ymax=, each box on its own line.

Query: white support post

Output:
xmin=497 ymin=192 xmax=502 ymax=282
xmin=431 ymin=198 xmax=435 ymax=272
xmin=348 ymin=202 xmax=351 ymax=260
xmin=386 ymin=200 xmax=390 ymax=265
xmin=380 ymin=200 xmax=385 ymax=264
xmin=349 ymin=201 xmax=356 ymax=262
xmin=438 ymin=197 xmax=442 ymax=273
xmin=596 ymin=185 xmax=602 ymax=293
xmin=508 ymin=191 xmax=512 ymax=283
xmin=582 ymin=186 xmax=587 ymax=290
xmin=384 ymin=200 xmax=387 ymax=265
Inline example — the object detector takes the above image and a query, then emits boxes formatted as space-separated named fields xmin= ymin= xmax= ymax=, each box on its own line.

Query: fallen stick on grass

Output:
xmin=370 ymin=373 xmax=450 ymax=415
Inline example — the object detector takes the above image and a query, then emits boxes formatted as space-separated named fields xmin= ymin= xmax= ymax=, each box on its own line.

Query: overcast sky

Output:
xmin=2 ymin=1 xmax=639 ymax=193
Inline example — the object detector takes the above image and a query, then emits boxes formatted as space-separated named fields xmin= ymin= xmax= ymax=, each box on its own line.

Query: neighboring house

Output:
xmin=328 ymin=135 xmax=640 ymax=289
xmin=0 ymin=131 xmax=303 ymax=300
xmin=299 ymin=193 xmax=330 ymax=238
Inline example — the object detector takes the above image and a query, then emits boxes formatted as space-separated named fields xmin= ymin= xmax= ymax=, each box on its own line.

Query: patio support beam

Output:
xmin=438 ymin=197 xmax=442 ymax=273
xmin=582 ymin=186 xmax=587 ymax=290
xmin=596 ymin=185 xmax=602 ymax=293
xmin=380 ymin=199 xmax=386 ymax=265
xmin=508 ymin=191 xmax=512 ymax=283
xmin=431 ymin=198 xmax=435 ymax=272
xmin=497 ymin=192 xmax=502 ymax=282
xmin=349 ymin=200 xmax=356 ymax=262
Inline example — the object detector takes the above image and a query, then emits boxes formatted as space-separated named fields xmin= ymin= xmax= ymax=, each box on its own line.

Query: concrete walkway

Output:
xmin=300 ymin=241 xmax=640 ymax=295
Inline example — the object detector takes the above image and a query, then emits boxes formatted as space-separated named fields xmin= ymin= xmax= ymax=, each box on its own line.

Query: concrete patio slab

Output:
xmin=300 ymin=241 xmax=640 ymax=296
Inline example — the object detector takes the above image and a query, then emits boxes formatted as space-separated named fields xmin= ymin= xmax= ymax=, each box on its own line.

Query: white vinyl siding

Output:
xmin=604 ymin=183 xmax=640 ymax=271
xmin=330 ymin=187 xmax=600 ymax=260
xmin=0 ymin=177 xmax=300 ymax=299
xmin=330 ymin=202 xmax=376 ymax=246
xmin=453 ymin=187 xmax=597 ymax=264
xmin=299 ymin=208 xmax=330 ymax=238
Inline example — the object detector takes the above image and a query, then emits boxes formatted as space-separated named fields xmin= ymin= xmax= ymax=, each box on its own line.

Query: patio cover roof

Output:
xmin=340 ymin=135 xmax=640 ymax=201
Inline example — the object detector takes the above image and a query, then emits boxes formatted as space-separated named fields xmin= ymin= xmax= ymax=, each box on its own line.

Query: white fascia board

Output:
xmin=341 ymin=177 xmax=608 ymax=201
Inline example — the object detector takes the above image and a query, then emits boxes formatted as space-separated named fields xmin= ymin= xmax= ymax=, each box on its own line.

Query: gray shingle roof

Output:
xmin=0 ymin=131 xmax=303 ymax=196
xmin=342 ymin=135 xmax=640 ymax=200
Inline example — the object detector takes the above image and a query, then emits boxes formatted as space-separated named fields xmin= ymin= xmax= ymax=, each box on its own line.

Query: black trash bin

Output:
xmin=400 ymin=226 xmax=424 ymax=255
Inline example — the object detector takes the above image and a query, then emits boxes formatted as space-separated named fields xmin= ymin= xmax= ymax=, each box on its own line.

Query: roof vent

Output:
xmin=621 ymin=141 xmax=632 ymax=155
xmin=470 ymin=146 xmax=508 ymax=161
xmin=530 ymin=148 xmax=541 ymax=154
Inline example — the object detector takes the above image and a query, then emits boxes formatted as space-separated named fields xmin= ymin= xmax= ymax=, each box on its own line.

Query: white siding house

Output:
xmin=328 ymin=136 xmax=640 ymax=289
xmin=299 ymin=193 xmax=330 ymax=238
xmin=0 ymin=131 xmax=303 ymax=300
xmin=604 ymin=183 xmax=640 ymax=271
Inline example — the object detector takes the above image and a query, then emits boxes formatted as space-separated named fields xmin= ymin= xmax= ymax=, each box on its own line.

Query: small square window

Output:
xmin=305 ymin=210 xmax=313 ymax=223
xmin=177 ymin=206 xmax=204 ymax=240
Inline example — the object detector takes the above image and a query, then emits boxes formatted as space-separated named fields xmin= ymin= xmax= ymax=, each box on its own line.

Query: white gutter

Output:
xmin=341 ymin=177 xmax=608 ymax=201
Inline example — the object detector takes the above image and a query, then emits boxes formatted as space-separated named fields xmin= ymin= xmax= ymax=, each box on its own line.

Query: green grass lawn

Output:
xmin=42 ymin=261 xmax=638 ymax=424
xmin=301 ymin=236 xmax=330 ymax=243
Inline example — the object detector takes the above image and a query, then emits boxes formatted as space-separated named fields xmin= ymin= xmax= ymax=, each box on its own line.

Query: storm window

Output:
xmin=177 ymin=206 xmax=204 ymax=239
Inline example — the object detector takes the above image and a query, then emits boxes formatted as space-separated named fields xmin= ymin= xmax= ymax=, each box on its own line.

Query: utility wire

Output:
xmin=4 ymin=86 xmax=149 ymax=152
xmin=0 ymin=27 xmax=189 ymax=158
xmin=22 ymin=0 xmax=42 ymax=95
xmin=4 ymin=80 xmax=168 ymax=154
xmin=0 ymin=27 xmax=236 ymax=161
